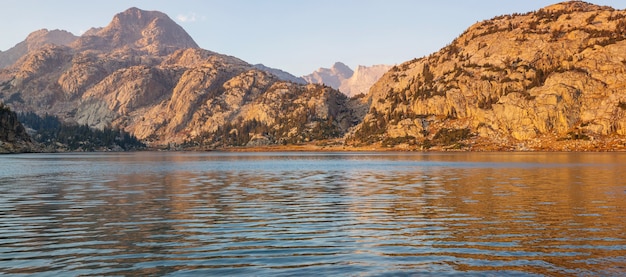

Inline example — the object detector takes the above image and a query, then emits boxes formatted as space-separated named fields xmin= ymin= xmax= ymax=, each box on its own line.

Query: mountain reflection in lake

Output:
xmin=1 ymin=152 xmax=625 ymax=276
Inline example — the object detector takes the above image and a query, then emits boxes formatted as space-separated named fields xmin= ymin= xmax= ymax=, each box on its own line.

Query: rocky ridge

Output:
xmin=348 ymin=1 xmax=626 ymax=151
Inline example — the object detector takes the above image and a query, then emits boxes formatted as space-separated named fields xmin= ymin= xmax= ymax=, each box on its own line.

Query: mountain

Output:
xmin=0 ymin=104 xmax=37 ymax=153
xmin=0 ymin=29 xmax=77 ymax=68
xmin=0 ymin=8 xmax=357 ymax=149
xmin=253 ymin=64 xmax=307 ymax=84
xmin=302 ymin=62 xmax=391 ymax=97
xmin=348 ymin=1 xmax=626 ymax=151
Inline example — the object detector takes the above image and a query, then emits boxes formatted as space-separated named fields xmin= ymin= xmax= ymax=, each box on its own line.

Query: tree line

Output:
xmin=17 ymin=111 xmax=145 ymax=151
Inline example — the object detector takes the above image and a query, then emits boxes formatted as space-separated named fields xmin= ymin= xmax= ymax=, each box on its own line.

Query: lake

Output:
xmin=0 ymin=152 xmax=625 ymax=276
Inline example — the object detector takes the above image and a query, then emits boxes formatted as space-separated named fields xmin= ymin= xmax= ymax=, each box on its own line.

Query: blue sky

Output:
xmin=2 ymin=1 xmax=626 ymax=76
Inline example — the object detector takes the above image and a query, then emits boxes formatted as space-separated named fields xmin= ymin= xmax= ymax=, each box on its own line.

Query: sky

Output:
xmin=2 ymin=1 xmax=626 ymax=76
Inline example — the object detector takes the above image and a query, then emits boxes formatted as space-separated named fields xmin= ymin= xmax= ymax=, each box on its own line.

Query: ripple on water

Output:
xmin=0 ymin=152 xmax=625 ymax=276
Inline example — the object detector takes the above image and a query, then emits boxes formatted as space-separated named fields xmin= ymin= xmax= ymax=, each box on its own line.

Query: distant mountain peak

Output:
xmin=330 ymin=62 xmax=353 ymax=78
xmin=72 ymin=7 xmax=198 ymax=55
xmin=303 ymin=62 xmax=354 ymax=89
xmin=302 ymin=62 xmax=391 ymax=97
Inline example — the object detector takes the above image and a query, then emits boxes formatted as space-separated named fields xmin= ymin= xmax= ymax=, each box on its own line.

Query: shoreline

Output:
xmin=5 ymin=139 xmax=626 ymax=154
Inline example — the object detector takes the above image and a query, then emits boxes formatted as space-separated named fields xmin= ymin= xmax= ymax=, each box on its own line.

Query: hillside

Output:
xmin=348 ymin=1 xmax=626 ymax=151
xmin=0 ymin=8 xmax=358 ymax=148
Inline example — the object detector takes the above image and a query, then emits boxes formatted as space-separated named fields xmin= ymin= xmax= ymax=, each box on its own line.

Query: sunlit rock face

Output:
xmin=348 ymin=1 xmax=626 ymax=150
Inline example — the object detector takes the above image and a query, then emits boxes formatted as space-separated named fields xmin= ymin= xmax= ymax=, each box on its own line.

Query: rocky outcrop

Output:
xmin=349 ymin=1 xmax=626 ymax=151
xmin=0 ymin=104 xmax=37 ymax=153
xmin=0 ymin=29 xmax=77 ymax=69
xmin=303 ymin=62 xmax=391 ymax=97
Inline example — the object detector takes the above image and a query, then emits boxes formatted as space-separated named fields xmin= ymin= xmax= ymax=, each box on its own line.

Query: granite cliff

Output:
xmin=349 ymin=1 xmax=626 ymax=151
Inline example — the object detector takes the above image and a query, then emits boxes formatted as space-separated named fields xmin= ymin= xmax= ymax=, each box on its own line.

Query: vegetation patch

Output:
xmin=5 ymin=93 xmax=24 ymax=104
xmin=382 ymin=136 xmax=416 ymax=147
xmin=432 ymin=128 xmax=472 ymax=146
xmin=558 ymin=131 xmax=591 ymax=141
xmin=187 ymin=112 xmax=343 ymax=148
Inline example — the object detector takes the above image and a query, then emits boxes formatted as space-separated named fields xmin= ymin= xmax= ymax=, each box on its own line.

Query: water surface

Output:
xmin=1 ymin=152 xmax=625 ymax=276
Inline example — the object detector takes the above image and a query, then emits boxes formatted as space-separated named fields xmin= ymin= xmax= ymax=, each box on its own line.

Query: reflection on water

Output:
xmin=0 ymin=152 xmax=625 ymax=276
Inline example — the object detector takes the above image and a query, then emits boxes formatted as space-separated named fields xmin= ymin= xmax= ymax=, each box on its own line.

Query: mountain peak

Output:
xmin=72 ymin=7 xmax=198 ymax=55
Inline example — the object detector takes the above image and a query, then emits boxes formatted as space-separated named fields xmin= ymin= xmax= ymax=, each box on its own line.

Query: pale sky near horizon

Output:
xmin=2 ymin=1 xmax=626 ymax=76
